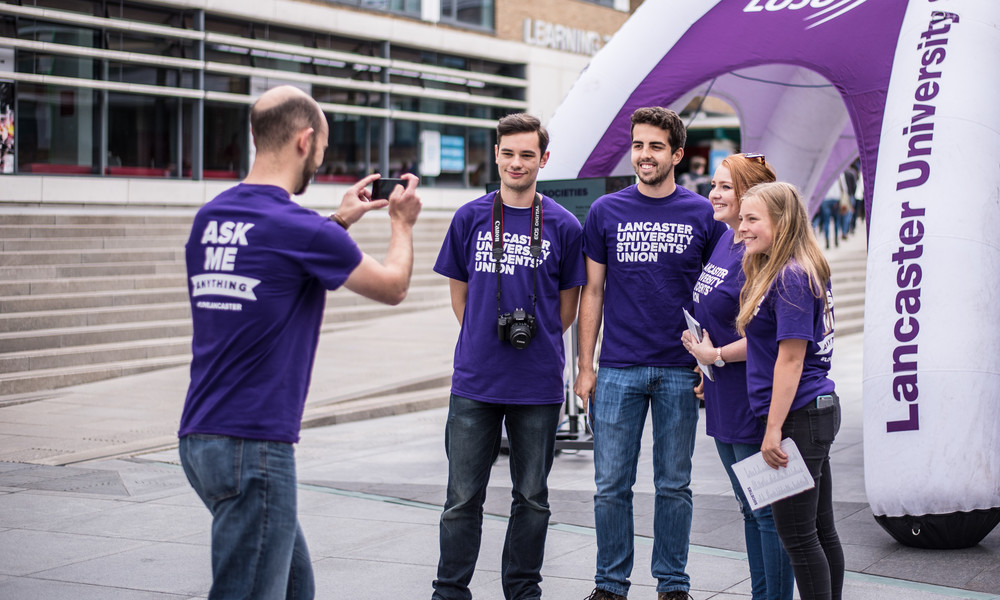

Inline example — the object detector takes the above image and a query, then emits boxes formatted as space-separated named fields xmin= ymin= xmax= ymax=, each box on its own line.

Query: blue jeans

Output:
xmin=716 ymin=440 xmax=795 ymax=600
xmin=771 ymin=398 xmax=844 ymax=600
xmin=818 ymin=199 xmax=840 ymax=248
xmin=838 ymin=209 xmax=852 ymax=238
xmin=433 ymin=394 xmax=562 ymax=600
xmin=180 ymin=435 xmax=315 ymax=600
xmin=592 ymin=366 xmax=699 ymax=596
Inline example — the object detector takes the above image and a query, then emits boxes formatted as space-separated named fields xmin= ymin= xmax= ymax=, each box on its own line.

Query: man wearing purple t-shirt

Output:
xmin=574 ymin=107 xmax=726 ymax=600
xmin=179 ymin=86 xmax=421 ymax=599
xmin=432 ymin=114 xmax=586 ymax=600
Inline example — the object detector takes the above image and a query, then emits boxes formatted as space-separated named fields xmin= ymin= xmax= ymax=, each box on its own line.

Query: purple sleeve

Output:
xmin=704 ymin=219 xmax=728 ymax=264
xmin=434 ymin=210 xmax=470 ymax=282
xmin=302 ymin=219 xmax=363 ymax=290
xmin=582 ymin=201 xmax=608 ymax=264
xmin=560 ymin=220 xmax=587 ymax=290
xmin=774 ymin=270 xmax=818 ymax=342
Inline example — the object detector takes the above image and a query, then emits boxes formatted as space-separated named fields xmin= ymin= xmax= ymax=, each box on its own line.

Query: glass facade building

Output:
xmin=0 ymin=0 xmax=527 ymax=187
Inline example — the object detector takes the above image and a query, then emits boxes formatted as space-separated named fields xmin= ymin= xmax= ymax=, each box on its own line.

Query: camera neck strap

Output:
xmin=491 ymin=190 xmax=543 ymax=319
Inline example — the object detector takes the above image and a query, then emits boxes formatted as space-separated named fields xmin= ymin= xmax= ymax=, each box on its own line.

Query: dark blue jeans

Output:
xmin=770 ymin=397 xmax=845 ymax=600
xmin=716 ymin=440 xmax=794 ymax=600
xmin=818 ymin=198 xmax=840 ymax=248
xmin=180 ymin=434 xmax=315 ymax=600
xmin=432 ymin=394 xmax=562 ymax=600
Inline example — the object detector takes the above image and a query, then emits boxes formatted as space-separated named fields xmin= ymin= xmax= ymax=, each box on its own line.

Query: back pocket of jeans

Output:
xmin=807 ymin=404 xmax=840 ymax=446
xmin=185 ymin=435 xmax=242 ymax=502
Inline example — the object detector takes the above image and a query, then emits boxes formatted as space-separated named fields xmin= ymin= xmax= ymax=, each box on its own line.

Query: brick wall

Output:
xmin=496 ymin=0 xmax=629 ymax=49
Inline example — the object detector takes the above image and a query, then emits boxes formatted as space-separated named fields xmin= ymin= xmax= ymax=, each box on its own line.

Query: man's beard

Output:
xmin=294 ymin=138 xmax=319 ymax=196
xmin=635 ymin=161 xmax=673 ymax=188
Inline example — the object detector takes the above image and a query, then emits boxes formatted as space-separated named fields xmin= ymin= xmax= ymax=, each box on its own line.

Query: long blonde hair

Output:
xmin=736 ymin=182 xmax=831 ymax=335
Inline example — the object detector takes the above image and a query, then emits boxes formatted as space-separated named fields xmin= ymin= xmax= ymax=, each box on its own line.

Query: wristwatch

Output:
xmin=714 ymin=347 xmax=726 ymax=368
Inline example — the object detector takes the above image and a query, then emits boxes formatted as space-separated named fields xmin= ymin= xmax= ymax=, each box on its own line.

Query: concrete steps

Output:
xmin=0 ymin=209 xmax=453 ymax=396
xmin=827 ymin=234 xmax=868 ymax=336
xmin=0 ymin=205 xmax=867 ymax=399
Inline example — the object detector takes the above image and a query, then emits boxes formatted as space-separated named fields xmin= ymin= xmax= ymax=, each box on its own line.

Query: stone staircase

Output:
xmin=0 ymin=210 xmax=453 ymax=398
xmin=827 ymin=231 xmax=867 ymax=337
xmin=0 ymin=207 xmax=868 ymax=401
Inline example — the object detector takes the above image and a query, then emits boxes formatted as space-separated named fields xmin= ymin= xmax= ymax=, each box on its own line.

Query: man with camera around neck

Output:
xmin=431 ymin=113 xmax=586 ymax=600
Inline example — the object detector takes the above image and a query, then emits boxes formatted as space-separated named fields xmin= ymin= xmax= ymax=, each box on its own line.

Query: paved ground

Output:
xmin=1 ymin=231 xmax=999 ymax=599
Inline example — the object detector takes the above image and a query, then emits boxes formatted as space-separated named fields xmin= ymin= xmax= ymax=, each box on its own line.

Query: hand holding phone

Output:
xmin=371 ymin=177 xmax=405 ymax=200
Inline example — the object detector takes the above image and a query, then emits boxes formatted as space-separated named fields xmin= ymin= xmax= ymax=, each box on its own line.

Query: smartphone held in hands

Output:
xmin=371 ymin=178 xmax=405 ymax=200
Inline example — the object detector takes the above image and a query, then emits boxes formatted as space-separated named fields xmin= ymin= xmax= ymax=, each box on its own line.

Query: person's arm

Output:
xmin=761 ymin=338 xmax=808 ymax=469
xmin=573 ymin=258 xmax=606 ymax=412
xmin=330 ymin=174 xmax=387 ymax=227
xmin=682 ymin=330 xmax=747 ymax=364
xmin=342 ymin=174 xmax=421 ymax=305
xmin=560 ymin=286 xmax=581 ymax=333
xmin=449 ymin=278 xmax=468 ymax=326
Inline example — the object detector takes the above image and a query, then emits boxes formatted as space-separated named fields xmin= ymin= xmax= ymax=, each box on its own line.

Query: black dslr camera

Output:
xmin=497 ymin=308 xmax=537 ymax=350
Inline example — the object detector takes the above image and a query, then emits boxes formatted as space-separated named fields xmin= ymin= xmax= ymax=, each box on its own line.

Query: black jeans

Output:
xmin=432 ymin=394 xmax=562 ymax=600
xmin=771 ymin=396 xmax=845 ymax=600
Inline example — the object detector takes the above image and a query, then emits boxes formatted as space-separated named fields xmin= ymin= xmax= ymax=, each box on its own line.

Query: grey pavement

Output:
xmin=2 ymin=231 xmax=1000 ymax=599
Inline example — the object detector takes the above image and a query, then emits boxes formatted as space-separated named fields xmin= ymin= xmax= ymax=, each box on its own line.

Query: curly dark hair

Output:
xmin=630 ymin=107 xmax=686 ymax=154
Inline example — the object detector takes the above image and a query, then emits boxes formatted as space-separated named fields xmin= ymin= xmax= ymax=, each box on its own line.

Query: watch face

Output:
xmin=714 ymin=358 xmax=725 ymax=367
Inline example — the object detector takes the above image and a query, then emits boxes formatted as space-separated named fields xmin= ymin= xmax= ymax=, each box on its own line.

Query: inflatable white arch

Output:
xmin=545 ymin=0 xmax=1000 ymax=549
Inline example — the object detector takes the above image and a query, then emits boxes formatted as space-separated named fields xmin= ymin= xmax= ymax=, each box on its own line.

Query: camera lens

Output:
xmin=508 ymin=322 xmax=533 ymax=349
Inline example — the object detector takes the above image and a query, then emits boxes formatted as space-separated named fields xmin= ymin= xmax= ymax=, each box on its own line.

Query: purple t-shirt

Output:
xmin=434 ymin=192 xmax=587 ymax=404
xmin=583 ymin=184 xmax=727 ymax=367
xmin=745 ymin=263 xmax=836 ymax=418
xmin=692 ymin=229 xmax=764 ymax=444
xmin=179 ymin=184 xmax=363 ymax=443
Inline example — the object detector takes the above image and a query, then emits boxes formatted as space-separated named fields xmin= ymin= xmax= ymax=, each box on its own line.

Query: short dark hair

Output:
xmin=630 ymin=107 xmax=686 ymax=154
xmin=250 ymin=94 xmax=325 ymax=152
xmin=497 ymin=113 xmax=549 ymax=155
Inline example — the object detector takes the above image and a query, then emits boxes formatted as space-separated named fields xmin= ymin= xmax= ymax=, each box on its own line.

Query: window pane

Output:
xmin=468 ymin=128 xmax=492 ymax=188
xmin=318 ymin=113 xmax=373 ymax=182
xmin=21 ymin=0 xmax=96 ymax=18
xmin=16 ymin=83 xmax=98 ymax=174
xmin=17 ymin=51 xmax=98 ymax=80
xmin=107 ymin=93 xmax=180 ymax=176
xmin=320 ymin=0 xmax=420 ymax=18
xmin=441 ymin=0 xmax=494 ymax=30
xmin=101 ymin=1 xmax=187 ymax=27
xmin=457 ymin=0 xmax=493 ymax=29
xmin=389 ymin=119 xmax=419 ymax=178
xmin=204 ymin=103 xmax=249 ymax=179
xmin=104 ymin=31 xmax=195 ymax=62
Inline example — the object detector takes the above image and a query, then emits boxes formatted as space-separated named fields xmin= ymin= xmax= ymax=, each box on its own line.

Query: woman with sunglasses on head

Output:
xmin=736 ymin=181 xmax=844 ymax=600
xmin=681 ymin=153 xmax=794 ymax=600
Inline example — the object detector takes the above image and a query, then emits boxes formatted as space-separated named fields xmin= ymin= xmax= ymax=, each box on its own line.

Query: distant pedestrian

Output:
xmin=844 ymin=163 xmax=861 ymax=235
xmin=677 ymin=155 xmax=711 ymax=197
xmin=818 ymin=174 xmax=847 ymax=249
xmin=431 ymin=113 xmax=586 ymax=600
xmin=737 ymin=181 xmax=844 ymax=600
xmin=179 ymin=85 xmax=421 ymax=600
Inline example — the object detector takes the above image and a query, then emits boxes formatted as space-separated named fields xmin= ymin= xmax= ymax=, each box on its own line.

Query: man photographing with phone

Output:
xmin=372 ymin=177 xmax=405 ymax=200
xmin=179 ymin=85 xmax=421 ymax=599
xmin=430 ymin=113 xmax=586 ymax=600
